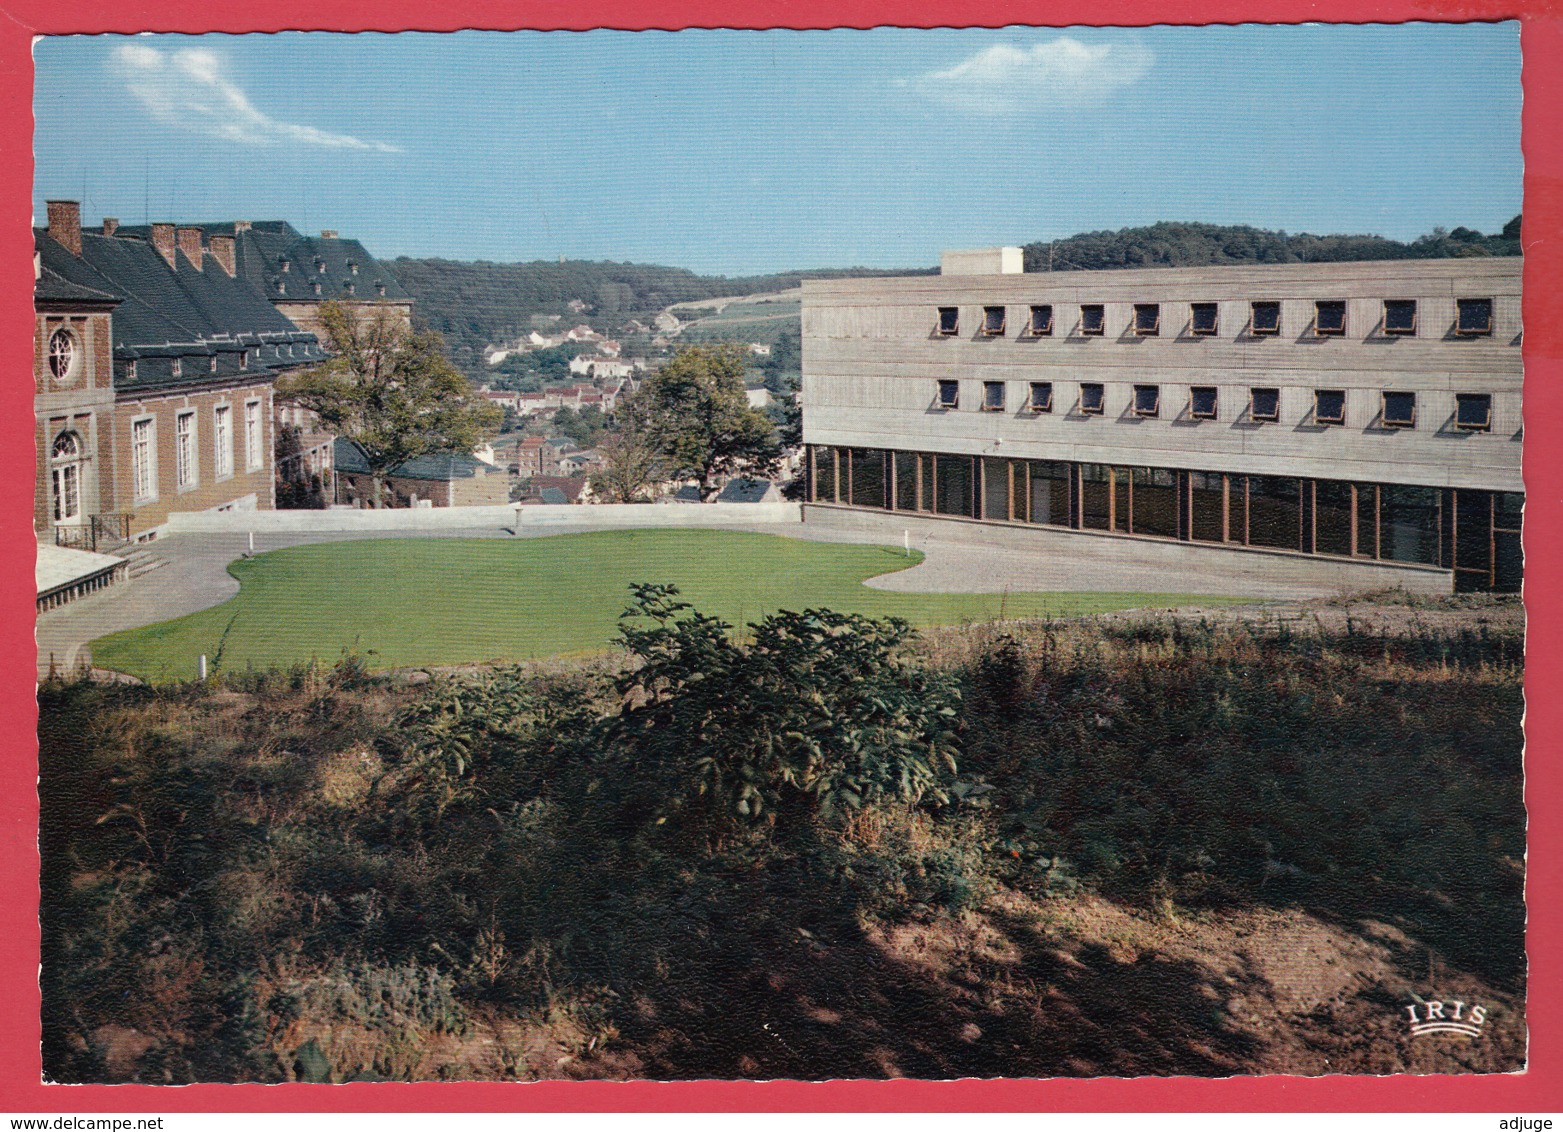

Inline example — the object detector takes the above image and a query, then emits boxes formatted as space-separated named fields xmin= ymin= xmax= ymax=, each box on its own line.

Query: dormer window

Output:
xmin=315 ymin=259 xmax=326 ymax=273
xmin=209 ymin=356 xmax=218 ymax=374
xmin=125 ymin=359 xmax=137 ymax=381
xmin=279 ymin=259 xmax=291 ymax=273
xmin=277 ymin=281 xmax=287 ymax=296
xmin=345 ymin=282 xmax=355 ymax=296
xmin=312 ymin=281 xmax=322 ymax=295
xmin=242 ymin=350 xmax=253 ymax=369
xmin=349 ymin=261 xmax=359 ymax=275
xmin=376 ymin=281 xmax=386 ymax=296
xmin=170 ymin=357 xmax=183 ymax=378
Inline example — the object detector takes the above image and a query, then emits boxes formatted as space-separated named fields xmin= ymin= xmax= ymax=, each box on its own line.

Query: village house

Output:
xmin=333 ymin=439 xmax=509 ymax=508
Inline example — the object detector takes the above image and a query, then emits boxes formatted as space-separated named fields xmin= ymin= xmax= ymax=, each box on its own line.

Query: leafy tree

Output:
xmin=273 ymin=423 xmax=328 ymax=509
xmin=589 ymin=397 xmax=666 ymax=503
xmin=276 ymin=301 xmax=501 ymax=508
xmin=637 ymin=345 xmax=781 ymax=501
xmin=551 ymin=404 xmax=606 ymax=449
xmin=761 ymin=327 xmax=800 ymax=391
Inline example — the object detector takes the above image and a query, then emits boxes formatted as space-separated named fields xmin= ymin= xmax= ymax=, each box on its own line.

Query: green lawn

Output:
xmin=90 ymin=530 xmax=1243 ymax=681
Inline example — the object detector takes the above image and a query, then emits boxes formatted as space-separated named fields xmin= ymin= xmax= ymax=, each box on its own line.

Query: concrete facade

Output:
xmin=802 ymin=253 xmax=1523 ymax=592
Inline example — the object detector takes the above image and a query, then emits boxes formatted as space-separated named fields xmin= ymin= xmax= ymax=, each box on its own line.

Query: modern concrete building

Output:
xmin=801 ymin=248 xmax=1522 ymax=593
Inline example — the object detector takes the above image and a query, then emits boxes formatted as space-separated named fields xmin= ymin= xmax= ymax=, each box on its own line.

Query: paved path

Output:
xmin=36 ymin=519 xmax=1338 ymax=676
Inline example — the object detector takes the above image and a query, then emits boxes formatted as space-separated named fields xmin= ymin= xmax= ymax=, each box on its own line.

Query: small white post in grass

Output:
xmin=904 ymin=530 xmax=911 ymax=558
xmin=247 ymin=530 xmax=254 ymax=554
xmin=513 ymin=502 xmax=524 ymax=536
xmin=198 ymin=654 xmax=208 ymax=681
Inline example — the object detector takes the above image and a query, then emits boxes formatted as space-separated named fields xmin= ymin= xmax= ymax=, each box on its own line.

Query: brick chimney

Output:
xmin=176 ymin=226 xmax=204 ymax=269
xmin=210 ymin=234 xmax=236 ymax=277
xmin=234 ymin=220 xmax=252 ymax=232
xmin=151 ymin=223 xmax=177 ymax=268
xmin=102 ymin=217 xmax=118 ymax=237
xmin=46 ymin=200 xmax=81 ymax=257
xmin=320 ymin=229 xmax=338 ymax=239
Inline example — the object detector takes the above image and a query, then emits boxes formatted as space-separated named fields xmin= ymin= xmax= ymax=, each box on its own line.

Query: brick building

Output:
xmin=35 ymin=201 xmax=328 ymax=549
xmin=333 ymin=439 xmax=510 ymax=508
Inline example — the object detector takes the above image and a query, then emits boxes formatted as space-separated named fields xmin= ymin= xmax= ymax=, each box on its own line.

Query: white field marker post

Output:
xmin=248 ymin=530 xmax=254 ymax=553
xmin=198 ymin=654 xmax=208 ymax=681
xmin=904 ymin=530 xmax=911 ymax=558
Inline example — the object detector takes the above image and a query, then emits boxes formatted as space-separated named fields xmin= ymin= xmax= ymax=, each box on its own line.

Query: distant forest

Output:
xmin=395 ymin=217 xmax=1520 ymax=374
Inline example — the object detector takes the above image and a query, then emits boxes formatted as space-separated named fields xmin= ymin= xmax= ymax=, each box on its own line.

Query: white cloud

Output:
xmin=905 ymin=37 xmax=1154 ymax=114
xmin=110 ymin=42 xmax=403 ymax=153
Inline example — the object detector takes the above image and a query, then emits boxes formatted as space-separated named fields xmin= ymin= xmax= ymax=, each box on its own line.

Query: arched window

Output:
xmin=48 ymin=329 xmax=79 ymax=382
xmin=50 ymin=431 xmax=83 ymax=523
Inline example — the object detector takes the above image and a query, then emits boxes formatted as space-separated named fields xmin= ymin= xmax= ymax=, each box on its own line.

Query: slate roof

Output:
xmin=333 ymin=438 xmax=495 ymax=482
xmin=35 ymin=266 xmax=118 ymax=306
xmin=185 ymin=221 xmax=412 ymax=306
xmin=36 ymin=226 xmax=326 ymax=392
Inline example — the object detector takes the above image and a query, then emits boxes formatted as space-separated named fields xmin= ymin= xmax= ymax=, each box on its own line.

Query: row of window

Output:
xmin=937 ymin=380 xmax=1494 ymax=431
xmin=130 ymin=400 xmax=265 ymax=501
xmin=277 ymin=279 xmax=384 ymax=297
xmin=806 ymin=445 xmax=1522 ymax=591
xmin=936 ymin=298 xmax=1497 ymax=340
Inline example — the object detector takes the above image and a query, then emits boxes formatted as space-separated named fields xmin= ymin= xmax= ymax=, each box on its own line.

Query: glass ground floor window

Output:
xmin=805 ymin=445 xmax=1522 ymax=592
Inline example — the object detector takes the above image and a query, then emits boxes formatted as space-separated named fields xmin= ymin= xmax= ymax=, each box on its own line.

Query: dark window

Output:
xmin=1079 ymin=463 xmax=1112 ymax=529
xmin=982 ymin=457 xmax=1010 ymax=520
xmin=1250 ymin=387 xmax=1280 ymax=421
xmin=1382 ymin=391 xmax=1416 ymax=428
xmin=1189 ymin=470 xmax=1225 ymax=542
xmin=982 ymin=306 xmax=1006 ymax=336
xmin=1024 ymin=460 xmax=1071 ymax=527
xmin=1080 ymin=304 xmax=1105 ymax=336
xmin=1028 ymin=305 xmax=1053 ymax=335
xmin=937 ymin=380 xmax=959 ymax=409
xmin=894 ymin=452 xmax=918 ymax=511
xmin=1190 ymin=386 xmax=1218 ymax=419
xmin=1384 ymin=300 xmax=1417 ymax=336
xmin=1133 ymin=303 xmax=1160 ymax=336
xmin=1251 ymin=301 xmax=1281 ymax=336
xmin=1129 ymin=466 xmax=1179 ymax=539
xmin=1247 ymin=475 xmax=1303 ymax=551
xmin=934 ymin=455 xmax=975 ymax=518
xmin=1080 ymin=383 xmax=1105 ymax=415
xmin=1315 ymin=480 xmax=1354 ymax=557
xmin=1380 ymin=484 xmax=1441 ymax=565
xmin=1315 ymin=300 xmax=1347 ymax=336
xmin=1028 ymin=382 xmax=1053 ymax=412
xmin=1314 ymin=389 xmax=1346 ymax=425
xmin=1455 ymin=393 xmax=1492 ymax=431
xmin=848 ymin=449 xmax=887 ymax=509
xmin=1132 ymin=385 xmax=1160 ymax=417
xmin=983 ymin=381 xmax=1006 ymax=411
xmin=1457 ymin=298 xmax=1494 ymax=336
xmin=937 ymin=307 xmax=959 ymax=336
xmin=1191 ymin=302 xmax=1219 ymax=336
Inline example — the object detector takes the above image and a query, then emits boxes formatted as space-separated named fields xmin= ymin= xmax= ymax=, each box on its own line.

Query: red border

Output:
xmin=4 ymin=1 xmax=1559 ymax=1113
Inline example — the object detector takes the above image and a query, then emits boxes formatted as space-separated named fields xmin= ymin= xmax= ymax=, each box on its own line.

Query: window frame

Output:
xmin=1028 ymin=381 xmax=1053 ymax=413
xmin=1080 ymin=304 xmax=1106 ymax=337
xmin=1132 ymin=384 xmax=1161 ymax=417
xmin=1132 ymin=303 xmax=1160 ymax=336
xmin=1190 ymin=302 xmax=1219 ymax=337
xmin=1250 ymin=300 xmax=1282 ymax=337
xmin=213 ymin=403 xmax=235 ymax=479
xmin=175 ymin=409 xmax=198 ymax=490
xmin=981 ymin=306 xmax=1007 ymax=337
xmin=1454 ymin=392 xmax=1493 ymax=432
xmin=1381 ymin=390 xmax=1417 ymax=429
xmin=1314 ymin=389 xmax=1347 ymax=426
xmin=982 ymin=381 xmax=1006 ymax=412
xmin=170 ymin=357 xmax=183 ymax=379
xmin=130 ymin=415 xmax=157 ymax=502
xmin=47 ymin=327 xmax=80 ymax=383
xmin=936 ymin=307 xmax=960 ymax=337
xmin=1383 ymin=299 xmax=1418 ymax=337
xmin=1456 ymin=297 xmax=1494 ymax=337
xmin=936 ymin=379 xmax=960 ymax=409
xmin=1314 ymin=300 xmax=1348 ymax=337
xmin=245 ymin=399 xmax=264 ymax=471
xmin=1250 ymin=387 xmax=1281 ymax=422
xmin=1079 ymin=382 xmax=1106 ymax=415
xmin=1028 ymin=305 xmax=1054 ymax=336
xmin=1190 ymin=386 xmax=1219 ymax=420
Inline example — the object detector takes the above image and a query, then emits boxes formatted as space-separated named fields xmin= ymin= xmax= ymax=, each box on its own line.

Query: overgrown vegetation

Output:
xmin=41 ymin=593 xmax=1525 ymax=1081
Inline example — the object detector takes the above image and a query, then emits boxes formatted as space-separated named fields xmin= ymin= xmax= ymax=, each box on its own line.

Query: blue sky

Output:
xmin=33 ymin=24 xmax=1521 ymax=276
